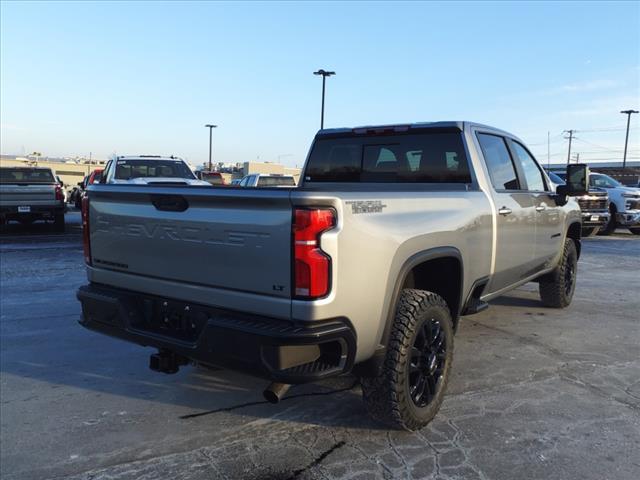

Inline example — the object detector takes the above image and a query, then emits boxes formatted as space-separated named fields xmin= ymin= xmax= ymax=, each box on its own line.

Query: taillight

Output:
xmin=293 ymin=208 xmax=335 ymax=299
xmin=55 ymin=184 xmax=64 ymax=201
xmin=81 ymin=195 xmax=91 ymax=265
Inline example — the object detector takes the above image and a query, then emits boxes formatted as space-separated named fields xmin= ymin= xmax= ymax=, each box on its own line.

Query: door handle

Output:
xmin=536 ymin=205 xmax=546 ymax=212
xmin=498 ymin=206 xmax=512 ymax=216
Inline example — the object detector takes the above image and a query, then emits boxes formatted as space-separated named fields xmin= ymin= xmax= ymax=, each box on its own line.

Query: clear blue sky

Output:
xmin=1 ymin=1 xmax=638 ymax=167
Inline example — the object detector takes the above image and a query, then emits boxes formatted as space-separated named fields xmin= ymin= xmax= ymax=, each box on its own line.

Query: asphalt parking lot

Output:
xmin=1 ymin=213 xmax=639 ymax=480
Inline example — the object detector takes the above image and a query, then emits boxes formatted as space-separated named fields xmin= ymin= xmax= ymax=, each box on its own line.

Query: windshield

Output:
xmin=257 ymin=176 xmax=296 ymax=187
xmin=590 ymin=173 xmax=621 ymax=188
xmin=114 ymin=159 xmax=195 ymax=180
xmin=0 ymin=168 xmax=55 ymax=184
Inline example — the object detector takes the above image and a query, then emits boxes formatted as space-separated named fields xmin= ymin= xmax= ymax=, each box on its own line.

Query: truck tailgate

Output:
xmin=88 ymin=186 xmax=293 ymax=299
xmin=0 ymin=184 xmax=56 ymax=205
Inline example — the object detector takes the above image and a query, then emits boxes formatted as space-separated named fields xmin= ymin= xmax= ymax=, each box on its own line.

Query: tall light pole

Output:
xmin=205 ymin=124 xmax=217 ymax=171
xmin=620 ymin=109 xmax=638 ymax=169
xmin=313 ymin=69 xmax=335 ymax=129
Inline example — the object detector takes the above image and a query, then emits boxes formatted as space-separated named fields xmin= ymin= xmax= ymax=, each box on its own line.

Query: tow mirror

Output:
xmin=555 ymin=163 xmax=589 ymax=204
xmin=566 ymin=163 xmax=589 ymax=196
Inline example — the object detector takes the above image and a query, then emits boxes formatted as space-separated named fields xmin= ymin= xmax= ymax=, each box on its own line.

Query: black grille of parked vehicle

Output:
xmin=577 ymin=196 xmax=607 ymax=211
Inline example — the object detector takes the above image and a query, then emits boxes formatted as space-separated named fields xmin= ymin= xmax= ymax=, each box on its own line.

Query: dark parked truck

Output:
xmin=77 ymin=122 xmax=588 ymax=430
xmin=0 ymin=167 xmax=66 ymax=231
xmin=547 ymin=171 xmax=609 ymax=237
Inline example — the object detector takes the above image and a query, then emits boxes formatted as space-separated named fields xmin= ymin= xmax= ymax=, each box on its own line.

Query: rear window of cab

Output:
xmin=304 ymin=132 xmax=471 ymax=183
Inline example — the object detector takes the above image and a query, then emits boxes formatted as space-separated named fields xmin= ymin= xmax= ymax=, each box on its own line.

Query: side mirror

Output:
xmin=555 ymin=164 xmax=589 ymax=204
xmin=566 ymin=163 xmax=589 ymax=196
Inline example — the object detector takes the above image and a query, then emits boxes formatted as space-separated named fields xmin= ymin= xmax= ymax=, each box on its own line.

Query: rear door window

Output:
xmin=305 ymin=132 xmax=471 ymax=183
xmin=477 ymin=133 xmax=520 ymax=190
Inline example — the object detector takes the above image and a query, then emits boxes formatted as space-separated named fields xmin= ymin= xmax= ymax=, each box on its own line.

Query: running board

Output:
xmin=462 ymin=299 xmax=489 ymax=316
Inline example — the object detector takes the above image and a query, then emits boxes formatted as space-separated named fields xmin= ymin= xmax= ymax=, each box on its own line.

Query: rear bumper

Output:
xmin=77 ymin=283 xmax=356 ymax=384
xmin=0 ymin=204 xmax=64 ymax=217
xmin=581 ymin=211 xmax=609 ymax=227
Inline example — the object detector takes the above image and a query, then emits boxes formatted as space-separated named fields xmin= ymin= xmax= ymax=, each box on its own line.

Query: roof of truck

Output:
xmin=317 ymin=121 xmax=513 ymax=135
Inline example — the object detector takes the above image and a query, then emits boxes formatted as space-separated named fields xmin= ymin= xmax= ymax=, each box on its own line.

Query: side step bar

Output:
xmin=462 ymin=298 xmax=489 ymax=315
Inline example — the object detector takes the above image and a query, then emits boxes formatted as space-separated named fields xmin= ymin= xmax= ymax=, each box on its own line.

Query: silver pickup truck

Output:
xmin=77 ymin=122 xmax=588 ymax=430
xmin=0 ymin=166 xmax=66 ymax=231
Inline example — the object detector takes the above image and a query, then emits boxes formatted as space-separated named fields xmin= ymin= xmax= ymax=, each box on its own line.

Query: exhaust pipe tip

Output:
xmin=263 ymin=382 xmax=291 ymax=404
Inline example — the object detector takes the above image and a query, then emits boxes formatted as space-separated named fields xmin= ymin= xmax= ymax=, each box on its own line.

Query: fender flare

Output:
xmin=353 ymin=246 xmax=464 ymax=378
xmin=379 ymin=246 xmax=463 ymax=346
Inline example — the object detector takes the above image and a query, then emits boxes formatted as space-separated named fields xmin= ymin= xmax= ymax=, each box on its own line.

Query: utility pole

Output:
xmin=620 ymin=109 xmax=638 ymax=169
xmin=563 ymin=130 xmax=575 ymax=165
xmin=313 ymin=69 xmax=336 ymax=129
xmin=204 ymin=124 xmax=217 ymax=171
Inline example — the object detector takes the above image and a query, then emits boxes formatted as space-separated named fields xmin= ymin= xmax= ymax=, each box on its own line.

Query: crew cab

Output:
xmin=101 ymin=156 xmax=210 ymax=186
xmin=588 ymin=172 xmax=640 ymax=235
xmin=0 ymin=166 xmax=66 ymax=231
xmin=77 ymin=121 xmax=587 ymax=431
xmin=547 ymin=170 xmax=609 ymax=237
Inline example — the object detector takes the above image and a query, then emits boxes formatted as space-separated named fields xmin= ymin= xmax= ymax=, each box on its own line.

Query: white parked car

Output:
xmin=588 ymin=173 xmax=640 ymax=235
xmin=238 ymin=174 xmax=296 ymax=187
xmin=101 ymin=156 xmax=211 ymax=186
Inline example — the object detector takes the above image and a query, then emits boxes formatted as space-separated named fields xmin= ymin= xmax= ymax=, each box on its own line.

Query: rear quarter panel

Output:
xmin=291 ymin=188 xmax=492 ymax=363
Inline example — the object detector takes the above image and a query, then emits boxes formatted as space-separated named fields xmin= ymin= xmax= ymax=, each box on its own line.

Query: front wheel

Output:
xmin=539 ymin=238 xmax=578 ymax=308
xmin=598 ymin=205 xmax=617 ymax=235
xmin=361 ymin=289 xmax=453 ymax=431
xmin=581 ymin=226 xmax=599 ymax=237
xmin=629 ymin=227 xmax=640 ymax=235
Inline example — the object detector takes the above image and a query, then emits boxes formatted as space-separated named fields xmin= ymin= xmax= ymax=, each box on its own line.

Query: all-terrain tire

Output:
xmin=581 ymin=227 xmax=599 ymax=237
xmin=361 ymin=289 xmax=454 ymax=431
xmin=539 ymin=238 xmax=578 ymax=308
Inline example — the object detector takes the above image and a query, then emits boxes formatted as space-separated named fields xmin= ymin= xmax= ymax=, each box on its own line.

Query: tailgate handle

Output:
xmin=150 ymin=195 xmax=189 ymax=212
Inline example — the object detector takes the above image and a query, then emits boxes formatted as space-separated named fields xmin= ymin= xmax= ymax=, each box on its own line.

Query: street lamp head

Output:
xmin=205 ymin=124 xmax=218 ymax=128
xmin=620 ymin=110 xmax=639 ymax=114
xmin=314 ymin=69 xmax=335 ymax=77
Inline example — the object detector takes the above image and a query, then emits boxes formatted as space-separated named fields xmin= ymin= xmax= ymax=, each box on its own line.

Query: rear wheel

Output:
xmin=539 ymin=238 xmax=577 ymax=308
xmin=361 ymin=289 xmax=453 ymax=431
xmin=598 ymin=204 xmax=617 ymax=235
xmin=581 ymin=226 xmax=599 ymax=237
